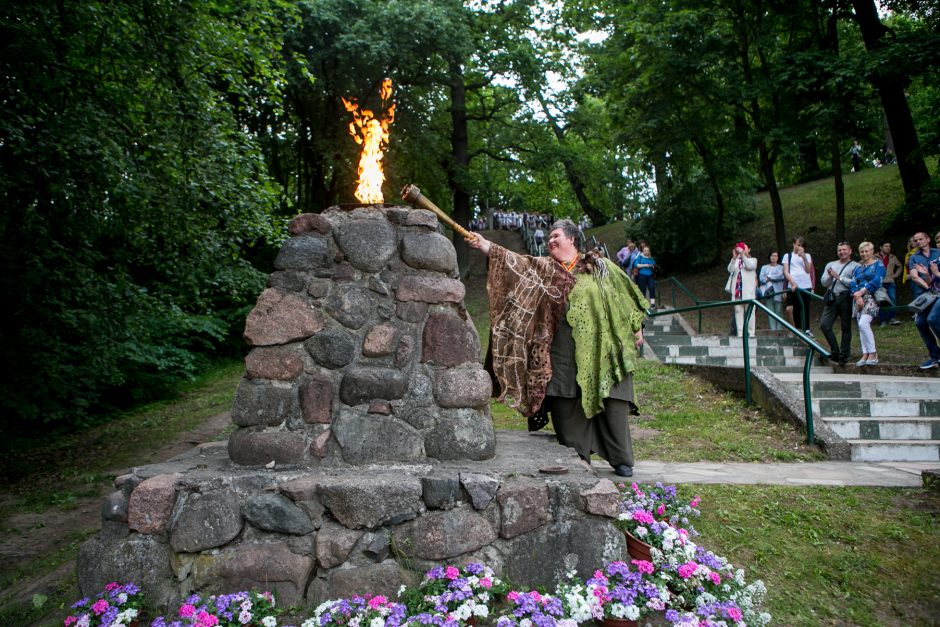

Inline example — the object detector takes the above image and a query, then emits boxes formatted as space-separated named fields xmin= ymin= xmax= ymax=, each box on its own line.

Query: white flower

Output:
xmin=634 ymin=526 xmax=648 ymax=537
xmin=370 ymin=617 xmax=384 ymax=627
xmin=350 ymin=616 xmax=361 ymax=627
xmin=397 ymin=585 xmax=407 ymax=597
xmin=262 ymin=618 xmax=277 ymax=627
xmin=302 ymin=619 xmax=318 ymax=627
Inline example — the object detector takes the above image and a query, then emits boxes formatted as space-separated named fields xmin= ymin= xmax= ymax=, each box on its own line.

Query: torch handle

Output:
xmin=401 ymin=184 xmax=474 ymax=240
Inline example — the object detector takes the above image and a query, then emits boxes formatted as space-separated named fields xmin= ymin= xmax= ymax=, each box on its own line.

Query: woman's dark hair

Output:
xmin=768 ymin=251 xmax=779 ymax=262
xmin=792 ymin=236 xmax=806 ymax=247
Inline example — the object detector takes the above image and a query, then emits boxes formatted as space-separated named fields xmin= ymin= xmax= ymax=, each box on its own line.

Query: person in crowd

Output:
xmin=759 ymin=251 xmax=787 ymax=330
xmin=726 ymin=242 xmax=758 ymax=337
xmin=908 ymin=231 xmax=940 ymax=369
xmin=634 ymin=244 xmax=657 ymax=310
xmin=910 ymin=256 xmax=940 ymax=370
xmin=533 ymin=226 xmax=545 ymax=249
xmin=849 ymin=242 xmax=885 ymax=366
xmin=902 ymin=236 xmax=917 ymax=287
xmin=466 ymin=219 xmax=648 ymax=477
xmin=877 ymin=240 xmax=902 ymax=326
xmin=908 ymin=232 xmax=940 ymax=298
xmin=819 ymin=242 xmax=859 ymax=365
xmin=782 ymin=236 xmax=815 ymax=337
xmin=616 ymin=240 xmax=636 ymax=270
xmin=849 ymin=140 xmax=862 ymax=172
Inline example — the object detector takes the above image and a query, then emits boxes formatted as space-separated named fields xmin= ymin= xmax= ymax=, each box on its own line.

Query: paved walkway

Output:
xmin=592 ymin=460 xmax=937 ymax=487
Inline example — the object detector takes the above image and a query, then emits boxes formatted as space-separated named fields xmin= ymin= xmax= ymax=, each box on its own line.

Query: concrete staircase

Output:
xmin=775 ymin=373 xmax=940 ymax=462
xmin=643 ymin=308 xmax=940 ymax=462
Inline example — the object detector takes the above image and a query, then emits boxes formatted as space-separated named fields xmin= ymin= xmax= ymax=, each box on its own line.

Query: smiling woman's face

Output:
xmin=547 ymin=228 xmax=577 ymax=263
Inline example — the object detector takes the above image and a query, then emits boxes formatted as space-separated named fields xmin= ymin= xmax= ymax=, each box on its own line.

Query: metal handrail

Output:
xmin=648 ymin=296 xmax=830 ymax=445
xmin=657 ymin=276 xmax=720 ymax=333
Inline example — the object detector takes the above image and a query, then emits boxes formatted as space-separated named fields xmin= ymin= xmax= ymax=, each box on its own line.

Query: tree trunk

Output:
xmin=831 ymin=124 xmax=846 ymax=243
xmin=826 ymin=7 xmax=846 ymax=243
xmin=536 ymin=94 xmax=605 ymax=227
xmin=448 ymin=60 xmax=472 ymax=277
xmin=758 ymin=138 xmax=787 ymax=255
xmin=850 ymin=0 xmax=931 ymax=203
xmin=690 ymin=138 xmax=726 ymax=264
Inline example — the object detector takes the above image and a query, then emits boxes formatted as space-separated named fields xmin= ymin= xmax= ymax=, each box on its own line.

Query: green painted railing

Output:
xmin=647 ymin=288 xmax=831 ymax=445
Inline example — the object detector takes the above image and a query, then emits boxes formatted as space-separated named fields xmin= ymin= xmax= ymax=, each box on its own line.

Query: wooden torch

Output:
xmin=400 ymin=184 xmax=474 ymax=240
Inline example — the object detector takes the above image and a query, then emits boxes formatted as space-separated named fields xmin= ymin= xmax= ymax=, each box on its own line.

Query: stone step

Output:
xmin=776 ymin=375 xmax=940 ymax=400
xmin=662 ymin=355 xmax=811 ymax=368
xmin=824 ymin=416 xmax=940 ymax=440
xmin=659 ymin=345 xmax=803 ymax=358
xmin=644 ymin=334 xmax=806 ymax=348
xmin=815 ymin=398 xmax=940 ymax=418
xmin=847 ymin=439 xmax=940 ymax=462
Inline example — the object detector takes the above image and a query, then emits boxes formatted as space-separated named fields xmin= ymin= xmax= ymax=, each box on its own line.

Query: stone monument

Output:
xmin=76 ymin=204 xmax=626 ymax=612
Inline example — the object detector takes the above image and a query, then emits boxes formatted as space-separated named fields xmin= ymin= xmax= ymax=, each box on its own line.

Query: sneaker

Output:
xmin=855 ymin=358 xmax=868 ymax=367
xmin=920 ymin=359 xmax=939 ymax=370
xmin=804 ymin=330 xmax=814 ymax=338
xmin=889 ymin=319 xmax=900 ymax=326
xmin=866 ymin=358 xmax=879 ymax=366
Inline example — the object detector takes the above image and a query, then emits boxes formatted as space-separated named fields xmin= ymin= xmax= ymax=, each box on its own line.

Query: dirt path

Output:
xmin=0 ymin=410 xmax=233 ymax=612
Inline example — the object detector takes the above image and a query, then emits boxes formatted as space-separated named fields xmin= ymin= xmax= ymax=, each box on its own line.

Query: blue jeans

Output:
xmin=878 ymin=283 xmax=897 ymax=323
xmin=914 ymin=299 xmax=940 ymax=360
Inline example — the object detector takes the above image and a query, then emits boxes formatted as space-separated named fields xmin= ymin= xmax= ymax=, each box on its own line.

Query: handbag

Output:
xmin=874 ymin=286 xmax=891 ymax=306
xmin=908 ymin=291 xmax=939 ymax=314
xmin=823 ymin=288 xmax=835 ymax=304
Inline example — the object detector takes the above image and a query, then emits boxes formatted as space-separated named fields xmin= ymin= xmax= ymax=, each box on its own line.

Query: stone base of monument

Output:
xmin=77 ymin=430 xmax=626 ymax=611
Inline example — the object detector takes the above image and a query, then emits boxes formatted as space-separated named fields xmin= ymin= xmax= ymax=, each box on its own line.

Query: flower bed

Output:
xmin=64 ymin=485 xmax=769 ymax=627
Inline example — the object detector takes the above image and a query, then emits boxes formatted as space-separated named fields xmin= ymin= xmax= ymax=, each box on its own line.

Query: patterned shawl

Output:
xmin=567 ymin=257 xmax=649 ymax=418
xmin=484 ymin=244 xmax=574 ymax=417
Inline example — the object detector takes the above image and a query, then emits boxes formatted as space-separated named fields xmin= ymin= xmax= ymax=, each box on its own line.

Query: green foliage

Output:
xmin=0 ymin=0 xmax=294 ymax=430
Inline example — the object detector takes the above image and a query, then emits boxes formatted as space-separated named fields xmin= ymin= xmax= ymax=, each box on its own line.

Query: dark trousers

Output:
xmin=789 ymin=289 xmax=813 ymax=331
xmin=820 ymin=292 xmax=852 ymax=361
xmin=547 ymin=395 xmax=635 ymax=467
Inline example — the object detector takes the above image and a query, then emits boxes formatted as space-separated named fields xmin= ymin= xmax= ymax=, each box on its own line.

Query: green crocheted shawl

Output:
xmin=567 ymin=257 xmax=649 ymax=418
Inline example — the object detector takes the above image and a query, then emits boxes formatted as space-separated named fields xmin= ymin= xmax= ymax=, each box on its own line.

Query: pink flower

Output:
xmin=196 ymin=610 xmax=219 ymax=627
xmin=105 ymin=582 xmax=120 ymax=591
xmin=632 ymin=511 xmax=655 ymax=524
xmin=632 ymin=560 xmax=654 ymax=574
xmin=91 ymin=599 xmax=109 ymax=615
xmin=480 ymin=578 xmax=492 ymax=589
xmin=507 ymin=591 xmax=520 ymax=602
xmin=727 ymin=607 xmax=743 ymax=622
xmin=530 ymin=591 xmax=542 ymax=602
xmin=64 ymin=616 xmax=77 ymax=626
xmin=709 ymin=572 xmax=721 ymax=586
xmin=690 ymin=497 xmax=700 ymax=508
xmin=677 ymin=562 xmax=698 ymax=579
xmin=678 ymin=528 xmax=690 ymax=540
xmin=180 ymin=604 xmax=196 ymax=618
xmin=445 ymin=566 xmax=460 ymax=580
xmin=368 ymin=596 xmax=388 ymax=609
xmin=657 ymin=504 xmax=666 ymax=516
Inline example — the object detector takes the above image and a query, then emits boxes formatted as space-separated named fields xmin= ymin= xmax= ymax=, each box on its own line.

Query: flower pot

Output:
xmin=597 ymin=618 xmax=638 ymax=627
xmin=624 ymin=530 xmax=653 ymax=562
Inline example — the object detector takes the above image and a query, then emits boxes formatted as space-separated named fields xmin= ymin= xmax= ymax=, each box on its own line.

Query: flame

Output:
xmin=342 ymin=79 xmax=396 ymax=204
